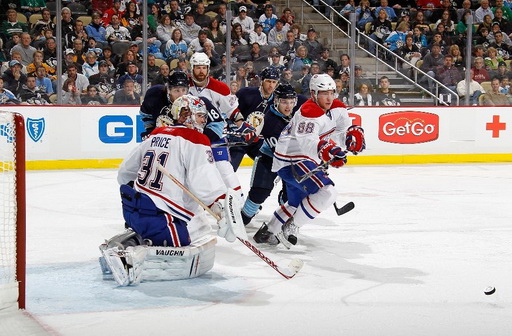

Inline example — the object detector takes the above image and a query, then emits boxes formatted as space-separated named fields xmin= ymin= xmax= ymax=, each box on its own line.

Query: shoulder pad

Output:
xmin=331 ymin=99 xmax=346 ymax=109
xmin=206 ymin=78 xmax=231 ymax=95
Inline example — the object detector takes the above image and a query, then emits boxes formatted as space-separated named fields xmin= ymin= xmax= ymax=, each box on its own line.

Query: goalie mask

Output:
xmin=170 ymin=94 xmax=208 ymax=132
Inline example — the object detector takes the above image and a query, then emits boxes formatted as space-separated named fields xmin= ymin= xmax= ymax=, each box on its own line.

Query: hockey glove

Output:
xmin=210 ymin=201 xmax=236 ymax=243
xmin=228 ymin=121 xmax=260 ymax=145
xmin=318 ymin=139 xmax=347 ymax=168
xmin=345 ymin=125 xmax=366 ymax=155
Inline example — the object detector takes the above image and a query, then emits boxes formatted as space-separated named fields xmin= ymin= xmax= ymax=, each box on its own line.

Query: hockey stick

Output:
xmin=333 ymin=201 xmax=355 ymax=216
xmin=156 ymin=163 xmax=304 ymax=279
xmin=291 ymin=159 xmax=334 ymax=184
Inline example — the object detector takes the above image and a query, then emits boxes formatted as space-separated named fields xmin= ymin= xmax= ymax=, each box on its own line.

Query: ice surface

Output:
xmin=16 ymin=164 xmax=512 ymax=335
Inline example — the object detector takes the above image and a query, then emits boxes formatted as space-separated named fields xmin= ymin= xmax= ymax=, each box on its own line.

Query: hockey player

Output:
xmin=240 ymin=83 xmax=307 ymax=225
xmin=101 ymin=95 xmax=244 ymax=286
xmin=229 ymin=67 xmax=280 ymax=171
xmin=253 ymin=74 xmax=365 ymax=247
xmin=187 ymin=52 xmax=253 ymax=200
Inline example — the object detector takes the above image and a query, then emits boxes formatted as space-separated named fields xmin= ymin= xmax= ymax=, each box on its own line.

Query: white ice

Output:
xmin=14 ymin=164 xmax=512 ymax=335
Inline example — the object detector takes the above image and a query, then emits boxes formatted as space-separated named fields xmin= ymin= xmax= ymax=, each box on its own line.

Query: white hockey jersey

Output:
xmin=272 ymin=99 xmax=352 ymax=172
xmin=118 ymin=126 xmax=226 ymax=222
xmin=188 ymin=77 xmax=239 ymax=120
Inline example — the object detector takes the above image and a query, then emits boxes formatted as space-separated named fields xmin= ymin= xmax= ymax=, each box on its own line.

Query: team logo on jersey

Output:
xmin=27 ymin=117 xmax=45 ymax=142
xmin=247 ymin=111 xmax=265 ymax=135
xmin=379 ymin=111 xmax=439 ymax=144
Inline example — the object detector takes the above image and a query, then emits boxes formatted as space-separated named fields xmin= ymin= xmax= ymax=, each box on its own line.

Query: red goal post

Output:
xmin=0 ymin=111 xmax=26 ymax=310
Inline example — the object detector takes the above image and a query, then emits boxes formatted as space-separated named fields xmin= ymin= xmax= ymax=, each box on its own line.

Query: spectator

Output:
xmin=168 ymin=0 xmax=185 ymax=25
xmin=85 ymin=13 xmax=108 ymax=47
xmin=448 ymin=44 xmax=464 ymax=68
xmin=0 ymin=9 xmax=28 ymax=41
xmin=98 ymin=46 xmax=119 ymax=72
xmin=207 ymin=18 xmax=225 ymax=46
xmin=368 ymin=9 xmax=393 ymax=56
xmin=420 ymin=43 xmax=444 ymax=92
xmin=164 ymin=28 xmax=187 ymax=61
xmin=411 ymin=10 xmax=432 ymax=36
xmin=303 ymin=28 xmax=323 ymax=61
xmin=434 ymin=10 xmax=456 ymax=37
xmin=268 ymin=19 xmax=289 ymax=47
xmin=194 ymin=2 xmax=211 ymax=28
xmin=475 ymin=0 xmax=494 ymax=24
xmin=230 ymin=80 xmax=239 ymax=94
xmin=398 ymin=34 xmax=422 ymax=77
xmin=2 ymin=60 xmax=27 ymax=97
xmin=20 ymin=0 xmax=46 ymax=19
xmin=215 ymin=3 xmax=228 ymax=34
xmin=485 ymin=47 xmax=504 ymax=74
xmin=340 ymin=0 xmax=356 ymax=21
xmin=102 ymin=0 xmax=124 ymax=27
xmin=121 ymin=2 xmax=140 ymax=31
xmin=62 ymin=63 xmax=89 ymax=93
xmin=117 ymin=61 xmax=143 ymax=93
xmin=156 ymin=14 xmax=175 ymax=43
xmin=231 ymin=65 xmax=249 ymax=89
xmin=489 ymin=31 xmax=512 ymax=59
xmin=435 ymin=54 xmax=463 ymax=102
xmin=492 ymin=7 xmax=512 ymax=35
xmin=26 ymin=50 xmax=55 ymax=79
xmin=231 ymin=23 xmax=249 ymax=46
xmin=146 ymin=54 xmax=160 ymax=85
xmin=259 ymin=4 xmax=278 ymax=34
xmin=249 ymin=24 xmax=268 ymax=46
xmin=493 ymin=0 xmax=512 ymax=22
xmin=0 ymin=77 xmax=19 ymax=104
xmin=384 ymin=22 xmax=409 ymax=52
xmin=431 ymin=0 xmax=457 ymax=24
xmin=325 ymin=65 xmax=336 ymax=79
xmin=131 ymin=14 xmax=163 ymax=60
xmin=113 ymin=78 xmax=140 ymax=105
xmin=280 ymin=7 xmax=294 ymax=26
xmin=11 ymin=32 xmax=36 ymax=66
xmin=496 ymin=60 xmax=511 ymax=79
xmin=82 ymin=84 xmax=108 ymax=105
xmin=86 ymin=37 xmax=104 ymax=57
xmin=290 ymin=23 xmax=306 ymax=42
xmin=82 ymin=51 xmax=100 ymax=78
xmin=457 ymin=69 xmax=485 ymax=105
xmin=116 ymin=49 xmax=140 ymax=77
xmin=317 ymin=48 xmax=337 ymax=73
xmin=42 ymin=37 xmax=58 ymax=72
xmin=4 ymin=33 xmax=21 ymax=56
xmin=355 ymin=0 xmax=375 ymax=31
xmin=30 ymin=8 xmax=55 ymax=45
xmin=179 ymin=13 xmax=201 ymax=44
xmin=71 ymin=38 xmax=86 ymax=66
xmin=187 ymin=29 xmax=214 ymax=56
xmin=151 ymin=62 xmax=170 ymax=86
xmin=480 ymin=76 xmax=509 ymax=105
xmin=62 ymin=77 xmax=82 ymax=105
xmin=472 ymin=56 xmax=491 ymax=83
xmin=268 ymin=51 xmax=286 ymax=72
xmin=148 ymin=4 xmax=161 ymax=31
xmin=18 ymin=75 xmax=51 ymax=105
xmin=425 ymin=32 xmax=447 ymax=56
xmin=354 ymin=65 xmax=373 ymax=90
xmin=62 ymin=49 xmax=79 ymax=73
xmin=279 ymin=30 xmax=302 ymax=61
xmin=64 ymin=19 xmax=88 ymax=50
xmin=233 ymin=6 xmax=254 ymax=33
xmin=374 ymin=76 xmax=401 ymax=106
xmin=354 ymin=83 xmax=374 ymax=105
xmin=457 ymin=0 xmax=476 ymax=23
xmin=106 ymin=14 xmax=131 ymax=44
xmin=202 ymin=40 xmax=221 ymax=68
xmin=173 ymin=56 xmax=190 ymax=75
xmin=335 ymin=53 xmax=350 ymax=78
xmin=60 ymin=7 xmax=75 ymax=37
xmin=288 ymin=45 xmax=312 ymax=74
xmin=375 ymin=0 xmax=397 ymax=22
xmin=89 ymin=60 xmax=116 ymax=101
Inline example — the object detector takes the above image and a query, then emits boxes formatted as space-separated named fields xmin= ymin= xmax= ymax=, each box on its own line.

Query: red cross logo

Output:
xmin=486 ymin=115 xmax=506 ymax=138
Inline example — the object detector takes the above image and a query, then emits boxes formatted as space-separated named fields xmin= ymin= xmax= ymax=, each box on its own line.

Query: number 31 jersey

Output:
xmin=117 ymin=126 xmax=226 ymax=222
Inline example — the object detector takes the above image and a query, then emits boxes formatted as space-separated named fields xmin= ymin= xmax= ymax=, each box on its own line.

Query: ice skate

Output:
xmin=282 ymin=217 xmax=299 ymax=245
xmin=253 ymin=223 xmax=279 ymax=245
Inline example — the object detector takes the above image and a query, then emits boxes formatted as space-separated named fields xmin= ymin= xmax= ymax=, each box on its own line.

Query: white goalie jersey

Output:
xmin=272 ymin=99 xmax=352 ymax=172
xmin=118 ymin=126 xmax=226 ymax=222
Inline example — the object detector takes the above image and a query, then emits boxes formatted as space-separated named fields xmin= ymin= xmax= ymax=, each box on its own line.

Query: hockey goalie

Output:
xmin=99 ymin=95 xmax=246 ymax=286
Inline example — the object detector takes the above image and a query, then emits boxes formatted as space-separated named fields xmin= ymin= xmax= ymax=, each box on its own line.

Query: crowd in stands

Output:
xmin=1 ymin=0 xmax=512 ymax=106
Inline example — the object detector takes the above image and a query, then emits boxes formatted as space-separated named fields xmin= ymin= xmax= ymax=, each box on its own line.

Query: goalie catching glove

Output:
xmin=318 ymin=139 xmax=347 ymax=168
xmin=345 ymin=125 xmax=365 ymax=155
xmin=210 ymin=189 xmax=248 ymax=242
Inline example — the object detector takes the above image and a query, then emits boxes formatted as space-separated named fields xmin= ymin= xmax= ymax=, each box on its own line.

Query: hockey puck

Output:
xmin=484 ymin=286 xmax=496 ymax=295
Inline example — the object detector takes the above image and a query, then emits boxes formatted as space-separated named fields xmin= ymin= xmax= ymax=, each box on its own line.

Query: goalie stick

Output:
xmin=333 ymin=201 xmax=355 ymax=216
xmin=156 ymin=163 xmax=304 ymax=279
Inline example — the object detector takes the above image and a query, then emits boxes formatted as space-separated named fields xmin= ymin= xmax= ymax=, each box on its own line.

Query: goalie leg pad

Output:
xmin=142 ymin=235 xmax=217 ymax=281
xmin=101 ymin=245 xmax=148 ymax=286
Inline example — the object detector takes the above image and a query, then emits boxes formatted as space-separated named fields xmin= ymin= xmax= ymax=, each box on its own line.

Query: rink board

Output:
xmin=0 ymin=105 xmax=511 ymax=169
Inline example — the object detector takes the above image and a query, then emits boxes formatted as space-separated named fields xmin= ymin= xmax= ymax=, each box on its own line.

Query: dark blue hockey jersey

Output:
xmin=235 ymin=86 xmax=274 ymax=133
xmin=139 ymin=85 xmax=225 ymax=142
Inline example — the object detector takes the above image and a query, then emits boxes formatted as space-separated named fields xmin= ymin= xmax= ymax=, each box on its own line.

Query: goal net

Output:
xmin=0 ymin=111 xmax=25 ymax=311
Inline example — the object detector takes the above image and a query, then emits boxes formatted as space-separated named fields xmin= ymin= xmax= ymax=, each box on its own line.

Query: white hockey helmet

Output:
xmin=190 ymin=52 xmax=211 ymax=85
xmin=309 ymin=74 xmax=338 ymax=98
xmin=171 ymin=94 xmax=208 ymax=132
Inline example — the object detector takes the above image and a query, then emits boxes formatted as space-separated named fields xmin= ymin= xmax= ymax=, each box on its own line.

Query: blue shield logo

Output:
xmin=27 ymin=118 xmax=45 ymax=142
